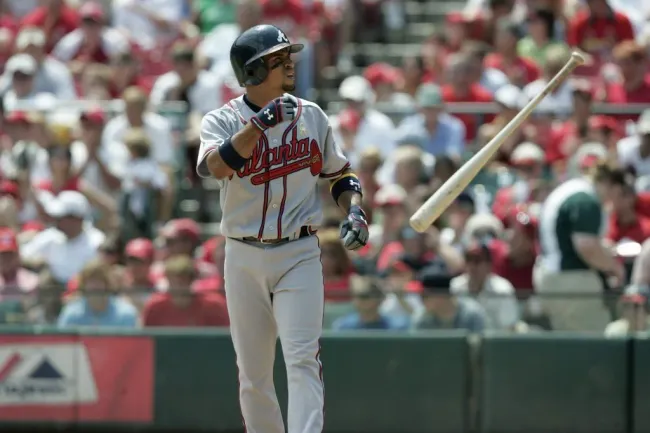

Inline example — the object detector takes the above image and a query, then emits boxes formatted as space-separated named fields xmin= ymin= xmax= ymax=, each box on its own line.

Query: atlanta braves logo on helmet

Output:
xmin=277 ymin=30 xmax=289 ymax=43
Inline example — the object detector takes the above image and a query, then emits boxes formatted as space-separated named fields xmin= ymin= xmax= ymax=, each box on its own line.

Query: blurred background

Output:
xmin=0 ymin=0 xmax=649 ymax=431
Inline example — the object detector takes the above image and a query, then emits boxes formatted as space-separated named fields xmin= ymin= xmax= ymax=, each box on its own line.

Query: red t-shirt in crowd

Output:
xmin=21 ymin=5 xmax=79 ymax=53
xmin=441 ymin=83 xmax=494 ymax=142
xmin=484 ymin=53 xmax=541 ymax=85
xmin=491 ymin=186 xmax=534 ymax=224
xmin=260 ymin=0 xmax=308 ymax=38
xmin=34 ymin=177 xmax=80 ymax=194
xmin=142 ymin=292 xmax=230 ymax=327
xmin=604 ymin=75 xmax=650 ymax=123
xmin=490 ymin=239 xmax=535 ymax=291
xmin=608 ymin=192 xmax=650 ymax=243
xmin=567 ymin=10 xmax=634 ymax=59
xmin=324 ymin=274 xmax=352 ymax=302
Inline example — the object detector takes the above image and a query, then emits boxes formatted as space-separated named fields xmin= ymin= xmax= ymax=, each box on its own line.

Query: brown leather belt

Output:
xmin=240 ymin=226 xmax=316 ymax=245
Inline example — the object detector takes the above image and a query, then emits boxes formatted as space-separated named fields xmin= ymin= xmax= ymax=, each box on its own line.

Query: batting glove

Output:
xmin=251 ymin=95 xmax=298 ymax=131
xmin=340 ymin=205 xmax=369 ymax=251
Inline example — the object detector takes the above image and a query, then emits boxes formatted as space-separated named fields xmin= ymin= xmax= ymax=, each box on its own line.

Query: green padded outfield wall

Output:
xmin=479 ymin=333 xmax=629 ymax=433
xmin=154 ymin=331 xmax=470 ymax=433
xmin=634 ymin=336 xmax=650 ymax=433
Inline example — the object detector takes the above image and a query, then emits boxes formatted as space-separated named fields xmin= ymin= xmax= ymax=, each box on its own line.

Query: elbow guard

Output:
xmin=330 ymin=173 xmax=362 ymax=203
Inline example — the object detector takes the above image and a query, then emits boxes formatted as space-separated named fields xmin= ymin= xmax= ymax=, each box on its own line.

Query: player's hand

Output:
xmin=340 ymin=205 xmax=369 ymax=251
xmin=251 ymin=95 xmax=298 ymax=131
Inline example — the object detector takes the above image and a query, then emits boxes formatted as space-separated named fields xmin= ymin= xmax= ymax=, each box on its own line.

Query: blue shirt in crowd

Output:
xmin=411 ymin=298 xmax=487 ymax=332
xmin=332 ymin=313 xmax=410 ymax=331
xmin=57 ymin=297 xmax=139 ymax=328
xmin=396 ymin=112 xmax=466 ymax=158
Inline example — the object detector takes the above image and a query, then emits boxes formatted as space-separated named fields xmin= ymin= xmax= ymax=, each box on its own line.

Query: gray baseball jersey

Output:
xmin=196 ymin=94 xmax=351 ymax=239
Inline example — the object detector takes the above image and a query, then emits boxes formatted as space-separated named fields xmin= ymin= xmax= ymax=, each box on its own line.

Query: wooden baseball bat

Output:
xmin=409 ymin=51 xmax=585 ymax=233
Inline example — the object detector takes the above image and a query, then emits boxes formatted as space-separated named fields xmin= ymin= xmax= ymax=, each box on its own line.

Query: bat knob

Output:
xmin=571 ymin=51 xmax=586 ymax=65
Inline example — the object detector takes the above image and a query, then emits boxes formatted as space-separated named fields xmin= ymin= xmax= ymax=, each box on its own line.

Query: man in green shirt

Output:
xmin=194 ymin=0 xmax=236 ymax=34
xmin=535 ymin=163 xmax=627 ymax=331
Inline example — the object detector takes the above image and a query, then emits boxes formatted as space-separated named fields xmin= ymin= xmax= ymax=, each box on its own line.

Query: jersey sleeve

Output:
xmin=319 ymin=114 xmax=351 ymax=179
xmin=196 ymin=109 xmax=236 ymax=179
xmin=567 ymin=192 xmax=603 ymax=235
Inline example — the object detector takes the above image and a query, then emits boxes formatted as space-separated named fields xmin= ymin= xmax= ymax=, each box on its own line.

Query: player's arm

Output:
xmin=205 ymin=123 xmax=263 ymax=179
xmin=330 ymin=167 xmax=363 ymax=213
xmin=199 ymin=96 xmax=298 ymax=179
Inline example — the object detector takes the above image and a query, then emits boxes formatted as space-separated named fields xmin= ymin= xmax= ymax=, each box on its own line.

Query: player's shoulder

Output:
xmin=293 ymin=96 xmax=328 ymax=119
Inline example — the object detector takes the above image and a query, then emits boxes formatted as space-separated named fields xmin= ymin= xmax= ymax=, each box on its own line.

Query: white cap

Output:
xmin=637 ymin=109 xmax=650 ymax=135
xmin=339 ymin=75 xmax=375 ymax=104
xmin=47 ymin=191 xmax=91 ymax=219
xmin=463 ymin=213 xmax=504 ymax=239
xmin=511 ymin=142 xmax=545 ymax=164
xmin=5 ymin=53 xmax=37 ymax=75
xmin=495 ymin=84 xmax=526 ymax=109
xmin=15 ymin=27 xmax=46 ymax=50
xmin=374 ymin=183 xmax=407 ymax=206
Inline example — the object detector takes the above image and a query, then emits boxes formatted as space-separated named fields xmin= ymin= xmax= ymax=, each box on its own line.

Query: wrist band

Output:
xmin=218 ymin=138 xmax=248 ymax=171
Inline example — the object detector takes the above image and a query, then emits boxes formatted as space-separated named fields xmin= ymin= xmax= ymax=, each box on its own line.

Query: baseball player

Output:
xmin=195 ymin=25 xmax=369 ymax=433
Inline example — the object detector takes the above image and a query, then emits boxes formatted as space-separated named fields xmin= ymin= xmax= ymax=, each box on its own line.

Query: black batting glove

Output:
xmin=340 ymin=205 xmax=369 ymax=251
xmin=251 ymin=95 xmax=298 ymax=131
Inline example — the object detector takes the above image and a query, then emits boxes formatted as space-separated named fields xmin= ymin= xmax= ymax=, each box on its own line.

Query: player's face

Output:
xmin=265 ymin=49 xmax=295 ymax=92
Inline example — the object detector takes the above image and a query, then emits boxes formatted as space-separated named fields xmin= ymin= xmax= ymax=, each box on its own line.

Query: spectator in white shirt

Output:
xmin=101 ymin=86 xmax=175 ymax=219
xmin=0 ymin=27 xmax=77 ymax=100
xmin=112 ymin=0 xmax=189 ymax=51
xmin=451 ymin=239 xmax=521 ymax=330
xmin=150 ymin=42 xmax=221 ymax=115
xmin=617 ymin=109 xmax=650 ymax=176
xmin=2 ymin=54 xmax=56 ymax=112
xmin=20 ymin=191 xmax=105 ymax=284
xmin=523 ymin=45 xmax=575 ymax=118
xmin=331 ymin=75 xmax=397 ymax=170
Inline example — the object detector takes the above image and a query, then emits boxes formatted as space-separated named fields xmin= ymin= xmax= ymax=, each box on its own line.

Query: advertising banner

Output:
xmin=0 ymin=335 xmax=153 ymax=422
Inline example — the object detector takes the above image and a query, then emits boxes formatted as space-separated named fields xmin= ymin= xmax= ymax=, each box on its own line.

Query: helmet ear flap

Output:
xmin=243 ymin=58 xmax=269 ymax=86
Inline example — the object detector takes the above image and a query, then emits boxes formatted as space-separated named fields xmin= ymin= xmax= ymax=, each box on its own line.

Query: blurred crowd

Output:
xmin=0 ymin=0 xmax=649 ymax=336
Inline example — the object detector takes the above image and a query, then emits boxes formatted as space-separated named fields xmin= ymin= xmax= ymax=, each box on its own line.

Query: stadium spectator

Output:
xmin=0 ymin=227 xmax=38 ymax=300
xmin=523 ymin=45 xmax=574 ymax=117
xmin=355 ymin=147 xmax=382 ymax=212
xmin=119 ymin=128 xmax=170 ymax=240
xmin=604 ymin=284 xmax=650 ymax=336
xmin=486 ymin=17 xmax=541 ymax=87
xmin=566 ymin=0 xmax=634 ymax=69
xmin=1 ymin=26 xmax=76 ymax=99
xmin=450 ymin=239 xmax=520 ymax=330
xmin=320 ymin=229 xmax=354 ymax=302
xmin=53 ymin=1 xmax=129 ymax=79
xmin=605 ymin=41 xmax=650 ymax=123
xmin=121 ymin=237 xmax=156 ymax=311
xmin=108 ymin=51 xmax=153 ymax=98
xmin=150 ymin=41 xmax=221 ymax=115
xmin=2 ymin=53 xmax=55 ymax=112
xmin=379 ymin=255 xmax=425 ymax=322
xmin=492 ymin=207 xmax=538 ymax=292
xmin=517 ymin=8 xmax=565 ymax=67
xmin=605 ymin=169 xmax=650 ymax=244
xmin=101 ymin=86 xmax=175 ymax=217
xmin=411 ymin=265 xmax=488 ymax=332
xmin=111 ymin=0 xmax=190 ymax=51
xmin=441 ymin=52 xmax=494 ymax=142
xmin=440 ymin=192 xmax=477 ymax=250
xmin=535 ymin=162 xmax=627 ymax=331
xmin=20 ymin=191 xmax=105 ymax=284
xmin=462 ymin=41 xmax=509 ymax=95
xmin=492 ymin=142 xmax=546 ymax=222
xmin=57 ymin=259 xmax=138 ymax=327
xmin=395 ymin=83 xmax=466 ymax=159
xmin=617 ymin=110 xmax=650 ymax=176
xmin=193 ymin=0 xmax=236 ymax=34
xmin=332 ymin=275 xmax=409 ymax=330
xmin=331 ymin=75 xmax=397 ymax=168
xmin=142 ymin=255 xmax=230 ymax=327
xmin=25 ymin=270 xmax=63 ymax=325
xmin=21 ymin=0 xmax=80 ymax=53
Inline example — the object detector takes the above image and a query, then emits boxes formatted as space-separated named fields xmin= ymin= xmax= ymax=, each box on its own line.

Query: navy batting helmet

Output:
xmin=230 ymin=24 xmax=304 ymax=87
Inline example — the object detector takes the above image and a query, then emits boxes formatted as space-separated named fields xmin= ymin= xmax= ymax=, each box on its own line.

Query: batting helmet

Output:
xmin=230 ymin=24 xmax=304 ymax=87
